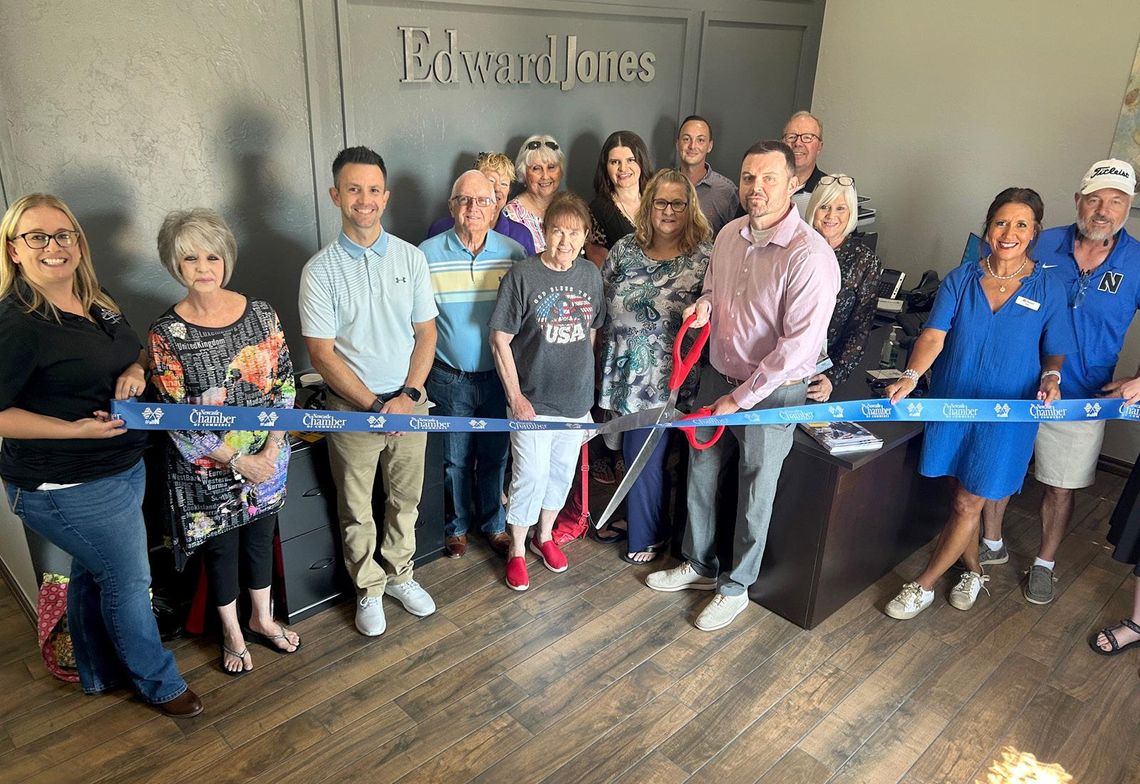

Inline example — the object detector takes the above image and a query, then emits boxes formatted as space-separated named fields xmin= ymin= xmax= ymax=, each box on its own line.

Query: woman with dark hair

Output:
xmin=1089 ymin=458 xmax=1140 ymax=656
xmin=882 ymin=188 xmax=1076 ymax=620
xmin=585 ymin=130 xmax=653 ymax=266
xmin=598 ymin=170 xmax=712 ymax=562
xmin=0 ymin=194 xmax=201 ymax=717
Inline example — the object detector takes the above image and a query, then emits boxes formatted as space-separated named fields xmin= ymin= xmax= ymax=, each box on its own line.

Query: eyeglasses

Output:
xmin=782 ymin=133 xmax=821 ymax=145
xmin=450 ymin=196 xmax=495 ymax=208
xmin=652 ymin=199 xmax=689 ymax=213
xmin=15 ymin=230 xmax=80 ymax=249
xmin=525 ymin=140 xmax=560 ymax=151
xmin=818 ymin=175 xmax=854 ymax=187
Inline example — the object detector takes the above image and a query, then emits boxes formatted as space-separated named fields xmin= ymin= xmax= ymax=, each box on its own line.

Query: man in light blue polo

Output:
xmin=420 ymin=171 xmax=526 ymax=559
xmin=983 ymin=159 xmax=1139 ymax=605
xmin=299 ymin=146 xmax=439 ymax=636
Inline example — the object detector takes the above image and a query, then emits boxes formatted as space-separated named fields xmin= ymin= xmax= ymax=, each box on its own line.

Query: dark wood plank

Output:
xmin=393 ymin=712 xmax=534 ymax=784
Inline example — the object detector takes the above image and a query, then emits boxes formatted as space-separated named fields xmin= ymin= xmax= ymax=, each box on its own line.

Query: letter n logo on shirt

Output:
xmin=1098 ymin=271 xmax=1124 ymax=294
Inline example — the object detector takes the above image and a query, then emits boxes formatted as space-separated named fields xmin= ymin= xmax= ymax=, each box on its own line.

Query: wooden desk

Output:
xmin=743 ymin=328 xmax=947 ymax=628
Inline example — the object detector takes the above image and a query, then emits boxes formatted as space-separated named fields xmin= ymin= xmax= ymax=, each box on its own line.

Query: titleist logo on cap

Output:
xmin=1092 ymin=165 xmax=1131 ymax=178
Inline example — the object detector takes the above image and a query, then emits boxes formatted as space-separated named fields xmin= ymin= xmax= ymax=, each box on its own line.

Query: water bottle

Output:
xmin=879 ymin=326 xmax=900 ymax=369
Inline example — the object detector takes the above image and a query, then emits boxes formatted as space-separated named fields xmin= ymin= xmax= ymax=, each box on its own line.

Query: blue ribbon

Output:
xmin=111 ymin=398 xmax=1140 ymax=434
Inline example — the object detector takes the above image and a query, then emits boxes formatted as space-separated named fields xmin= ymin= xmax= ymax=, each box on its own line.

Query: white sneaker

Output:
xmin=885 ymin=582 xmax=934 ymax=620
xmin=384 ymin=579 xmax=437 ymax=617
xmin=645 ymin=562 xmax=717 ymax=593
xmin=949 ymin=571 xmax=989 ymax=611
xmin=695 ymin=592 xmax=749 ymax=631
xmin=355 ymin=595 xmax=386 ymax=636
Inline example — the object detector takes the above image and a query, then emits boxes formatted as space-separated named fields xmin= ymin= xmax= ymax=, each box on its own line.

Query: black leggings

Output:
xmin=198 ymin=514 xmax=277 ymax=607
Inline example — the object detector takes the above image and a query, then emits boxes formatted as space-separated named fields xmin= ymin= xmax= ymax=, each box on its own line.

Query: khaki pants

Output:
xmin=325 ymin=392 xmax=427 ymax=597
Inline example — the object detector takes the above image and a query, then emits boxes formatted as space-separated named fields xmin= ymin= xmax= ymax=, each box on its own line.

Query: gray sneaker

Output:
xmin=355 ymin=595 xmax=386 ymax=636
xmin=384 ymin=579 xmax=437 ymax=617
xmin=978 ymin=543 xmax=1009 ymax=566
xmin=694 ymin=592 xmax=749 ymax=631
xmin=1023 ymin=565 xmax=1057 ymax=605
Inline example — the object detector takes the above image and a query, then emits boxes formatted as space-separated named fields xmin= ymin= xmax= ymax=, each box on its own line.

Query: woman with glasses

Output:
xmin=804 ymin=175 xmax=882 ymax=402
xmin=149 ymin=208 xmax=298 ymax=675
xmin=504 ymin=135 xmax=566 ymax=253
xmin=424 ymin=152 xmax=536 ymax=255
xmin=882 ymin=188 xmax=1076 ymax=620
xmin=585 ymin=131 xmax=653 ymax=266
xmin=0 ymin=194 xmax=201 ymax=717
xmin=597 ymin=170 xmax=712 ymax=563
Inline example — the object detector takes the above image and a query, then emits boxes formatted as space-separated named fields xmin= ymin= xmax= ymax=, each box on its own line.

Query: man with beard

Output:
xmin=645 ymin=140 xmax=838 ymax=631
xmin=982 ymin=159 xmax=1139 ymax=605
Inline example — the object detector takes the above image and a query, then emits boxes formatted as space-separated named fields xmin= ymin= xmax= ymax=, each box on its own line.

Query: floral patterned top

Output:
xmin=148 ymin=298 xmax=295 ymax=566
xmin=598 ymin=236 xmax=712 ymax=415
xmin=503 ymin=197 xmax=546 ymax=252
xmin=825 ymin=235 xmax=882 ymax=385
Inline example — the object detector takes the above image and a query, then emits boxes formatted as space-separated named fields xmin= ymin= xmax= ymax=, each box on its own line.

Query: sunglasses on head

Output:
xmin=525 ymin=140 xmax=560 ymax=151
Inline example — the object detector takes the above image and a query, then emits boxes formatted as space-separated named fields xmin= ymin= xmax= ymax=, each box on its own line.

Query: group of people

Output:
xmin=2 ymin=108 xmax=1140 ymax=722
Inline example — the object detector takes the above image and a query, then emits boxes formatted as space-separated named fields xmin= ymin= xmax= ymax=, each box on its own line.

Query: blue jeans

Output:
xmin=4 ymin=461 xmax=188 ymax=704
xmin=425 ymin=365 xmax=509 ymax=537
xmin=622 ymin=427 xmax=671 ymax=552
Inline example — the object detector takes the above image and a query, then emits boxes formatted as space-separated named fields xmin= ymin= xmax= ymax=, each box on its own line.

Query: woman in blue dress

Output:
xmin=883 ymin=188 xmax=1076 ymax=620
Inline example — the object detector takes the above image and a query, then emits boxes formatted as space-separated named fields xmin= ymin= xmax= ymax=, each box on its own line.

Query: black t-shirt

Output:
xmin=589 ymin=196 xmax=635 ymax=250
xmin=0 ymin=293 xmax=149 ymax=489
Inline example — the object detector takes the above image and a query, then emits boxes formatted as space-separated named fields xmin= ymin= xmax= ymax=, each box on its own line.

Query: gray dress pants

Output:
xmin=683 ymin=365 xmax=808 ymax=596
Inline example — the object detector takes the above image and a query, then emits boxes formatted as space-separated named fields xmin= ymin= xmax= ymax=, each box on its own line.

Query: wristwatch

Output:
xmin=370 ymin=396 xmax=385 ymax=413
xmin=400 ymin=386 xmax=422 ymax=402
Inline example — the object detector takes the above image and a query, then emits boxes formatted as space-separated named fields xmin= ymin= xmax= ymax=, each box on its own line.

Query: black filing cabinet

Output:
xmin=277 ymin=435 xmax=446 ymax=623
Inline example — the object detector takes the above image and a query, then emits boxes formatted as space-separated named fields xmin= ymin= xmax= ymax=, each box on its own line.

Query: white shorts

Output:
xmin=1033 ymin=419 xmax=1106 ymax=489
xmin=505 ymin=413 xmax=591 ymax=526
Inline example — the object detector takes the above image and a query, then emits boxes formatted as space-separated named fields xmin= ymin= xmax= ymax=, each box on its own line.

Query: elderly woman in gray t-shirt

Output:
xmin=489 ymin=192 xmax=606 ymax=592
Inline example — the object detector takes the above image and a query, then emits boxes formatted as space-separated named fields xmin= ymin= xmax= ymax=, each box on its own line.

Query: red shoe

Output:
xmin=505 ymin=556 xmax=530 ymax=591
xmin=529 ymin=537 xmax=568 ymax=573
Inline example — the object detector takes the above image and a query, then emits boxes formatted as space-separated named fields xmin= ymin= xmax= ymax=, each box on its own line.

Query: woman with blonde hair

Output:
xmin=597 ymin=169 xmax=712 ymax=562
xmin=0 ymin=194 xmax=201 ymax=717
xmin=149 ymin=207 xmax=298 ymax=674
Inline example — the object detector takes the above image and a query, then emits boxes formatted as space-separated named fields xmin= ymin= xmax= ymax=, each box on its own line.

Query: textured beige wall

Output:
xmin=813 ymin=1 xmax=1140 ymax=462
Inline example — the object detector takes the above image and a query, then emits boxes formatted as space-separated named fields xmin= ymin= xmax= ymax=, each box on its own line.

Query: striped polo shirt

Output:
xmin=299 ymin=230 xmax=438 ymax=393
xmin=420 ymin=228 xmax=526 ymax=372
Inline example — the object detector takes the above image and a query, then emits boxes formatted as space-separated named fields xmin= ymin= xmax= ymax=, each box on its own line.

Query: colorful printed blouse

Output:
xmin=503 ymin=197 xmax=546 ymax=252
xmin=598 ymin=236 xmax=712 ymax=415
xmin=148 ymin=298 xmax=295 ymax=565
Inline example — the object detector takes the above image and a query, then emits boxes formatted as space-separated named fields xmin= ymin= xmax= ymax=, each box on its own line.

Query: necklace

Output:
xmin=983 ymin=255 xmax=1028 ymax=293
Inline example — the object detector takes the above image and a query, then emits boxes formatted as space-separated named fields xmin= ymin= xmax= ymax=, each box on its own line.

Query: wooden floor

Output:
xmin=1 ymin=470 xmax=1139 ymax=784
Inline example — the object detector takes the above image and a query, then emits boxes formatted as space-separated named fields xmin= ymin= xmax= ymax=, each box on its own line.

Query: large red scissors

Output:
xmin=593 ymin=313 xmax=724 ymax=529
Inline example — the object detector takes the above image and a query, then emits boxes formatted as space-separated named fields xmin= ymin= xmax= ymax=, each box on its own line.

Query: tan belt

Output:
xmin=720 ymin=372 xmax=808 ymax=387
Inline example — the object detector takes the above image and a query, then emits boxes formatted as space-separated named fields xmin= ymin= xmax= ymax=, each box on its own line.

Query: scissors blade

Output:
xmin=594 ymin=406 xmax=667 ymax=435
xmin=593 ymin=427 xmax=665 ymax=530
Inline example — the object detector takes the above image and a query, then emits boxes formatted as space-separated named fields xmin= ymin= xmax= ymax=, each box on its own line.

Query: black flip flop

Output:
xmin=245 ymin=624 xmax=301 ymax=655
xmin=588 ymin=520 xmax=628 ymax=544
xmin=621 ymin=540 xmax=668 ymax=565
xmin=1088 ymin=618 xmax=1140 ymax=656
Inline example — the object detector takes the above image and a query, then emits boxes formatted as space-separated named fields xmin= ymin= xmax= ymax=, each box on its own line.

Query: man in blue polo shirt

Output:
xmin=420 ymin=171 xmax=526 ymax=559
xmin=299 ymin=146 xmax=439 ymax=636
xmin=983 ymin=159 xmax=1138 ymax=604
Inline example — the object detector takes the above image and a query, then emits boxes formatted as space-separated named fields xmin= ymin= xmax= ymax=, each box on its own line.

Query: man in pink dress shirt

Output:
xmin=646 ymin=139 xmax=840 ymax=631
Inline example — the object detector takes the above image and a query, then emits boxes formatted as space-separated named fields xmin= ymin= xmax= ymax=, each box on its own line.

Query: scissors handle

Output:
xmin=669 ymin=313 xmax=710 ymax=389
xmin=678 ymin=407 xmax=724 ymax=450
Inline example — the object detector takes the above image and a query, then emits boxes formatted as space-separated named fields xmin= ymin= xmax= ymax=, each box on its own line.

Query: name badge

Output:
xmin=1015 ymin=295 xmax=1040 ymax=311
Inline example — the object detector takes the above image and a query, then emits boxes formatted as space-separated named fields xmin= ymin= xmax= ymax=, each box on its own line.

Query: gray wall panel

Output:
xmin=0 ymin=0 xmax=825 ymax=368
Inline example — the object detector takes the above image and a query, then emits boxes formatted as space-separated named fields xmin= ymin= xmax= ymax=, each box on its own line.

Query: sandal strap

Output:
xmin=223 ymin=645 xmax=250 ymax=659
xmin=1120 ymin=618 xmax=1140 ymax=635
xmin=1100 ymin=627 xmax=1120 ymax=651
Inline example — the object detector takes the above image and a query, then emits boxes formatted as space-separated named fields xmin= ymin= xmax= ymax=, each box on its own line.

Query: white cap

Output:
xmin=1079 ymin=159 xmax=1136 ymax=196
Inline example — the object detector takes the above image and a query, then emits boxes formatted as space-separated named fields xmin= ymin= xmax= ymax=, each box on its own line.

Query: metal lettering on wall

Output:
xmin=399 ymin=27 xmax=656 ymax=91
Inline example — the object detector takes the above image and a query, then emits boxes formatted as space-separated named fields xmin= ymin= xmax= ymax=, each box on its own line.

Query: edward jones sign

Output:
xmin=400 ymin=28 xmax=656 ymax=90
